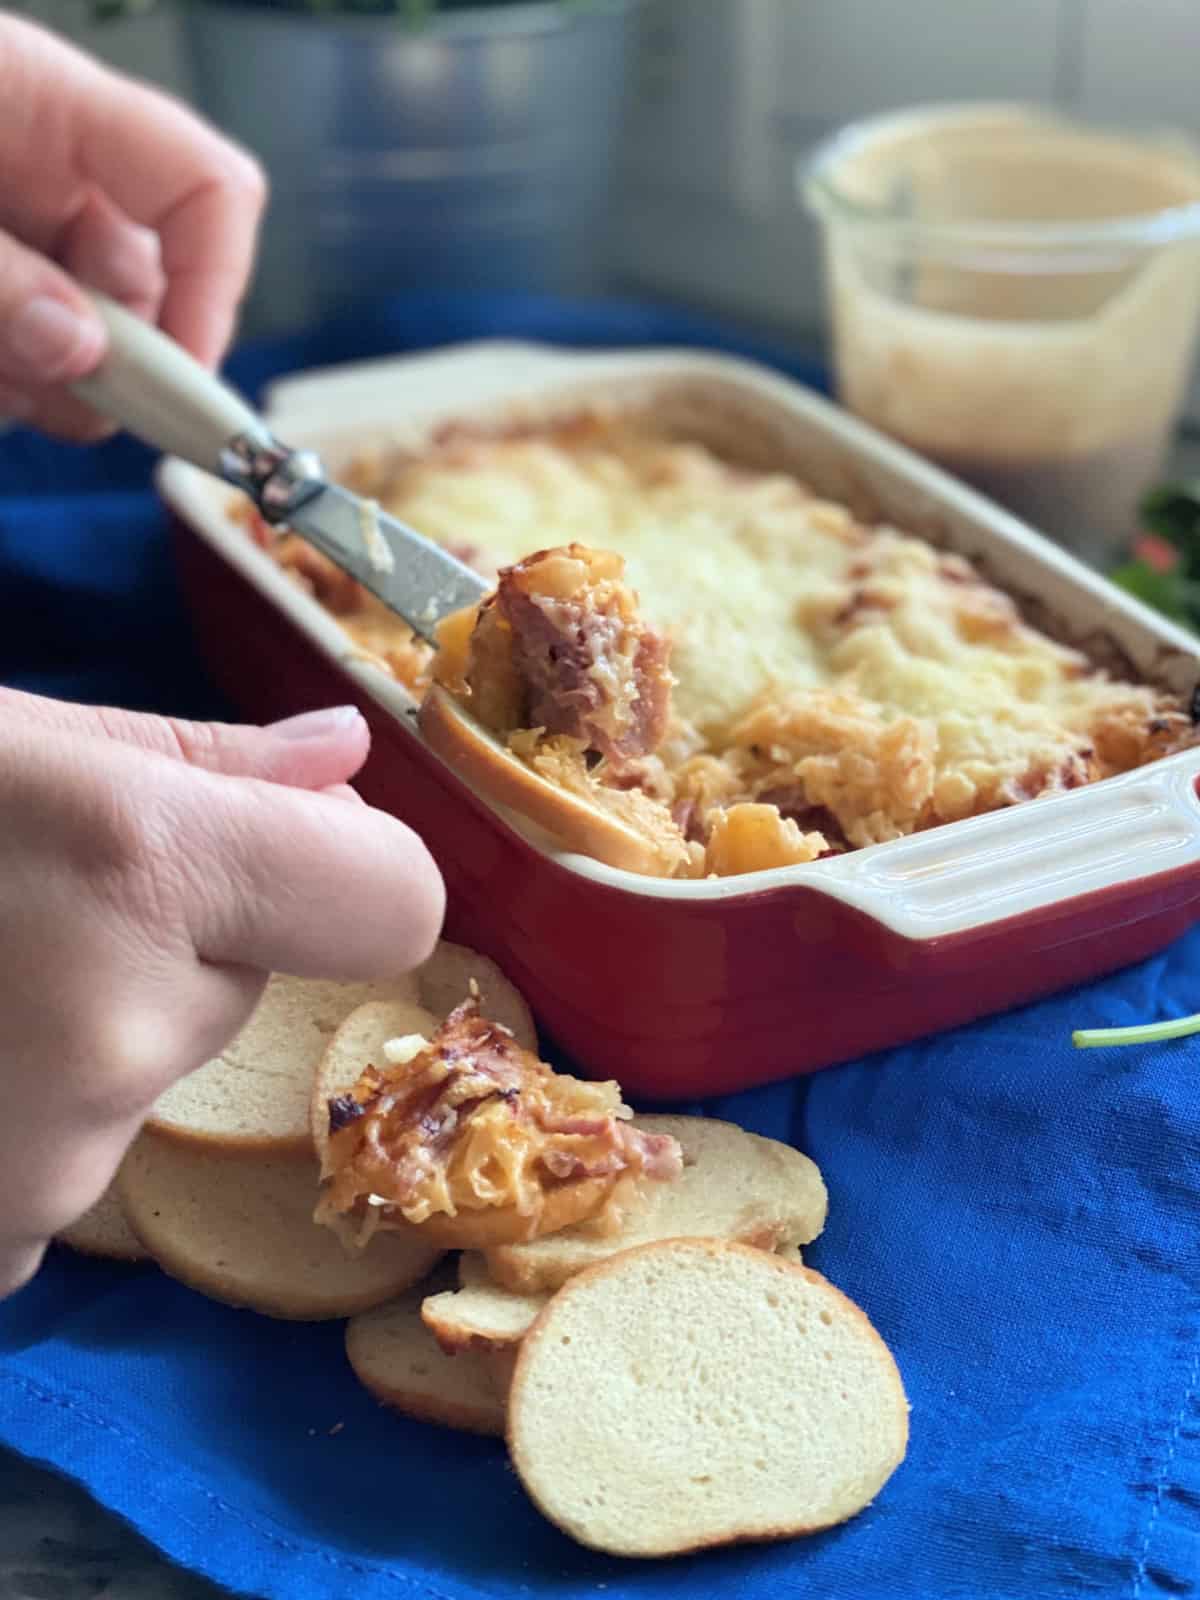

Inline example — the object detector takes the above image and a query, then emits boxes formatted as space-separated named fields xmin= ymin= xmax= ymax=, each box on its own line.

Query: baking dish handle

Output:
xmin=816 ymin=756 xmax=1200 ymax=940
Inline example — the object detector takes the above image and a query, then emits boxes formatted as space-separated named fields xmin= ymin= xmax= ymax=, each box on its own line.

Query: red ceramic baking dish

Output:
xmin=158 ymin=342 xmax=1200 ymax=1099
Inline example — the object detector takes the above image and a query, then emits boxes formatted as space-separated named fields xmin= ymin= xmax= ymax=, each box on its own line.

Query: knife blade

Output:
xmin=279 ymin=480 xmax=489 ymax=643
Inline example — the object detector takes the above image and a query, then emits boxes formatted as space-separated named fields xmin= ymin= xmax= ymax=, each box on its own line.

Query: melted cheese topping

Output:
xmin=316 ymin=1000 xmax=682 ymax=1240
xmin=254 ymin=418 xmax=1198 ymax=875
xmin=390 ymin=439 xmax=840 ymax=733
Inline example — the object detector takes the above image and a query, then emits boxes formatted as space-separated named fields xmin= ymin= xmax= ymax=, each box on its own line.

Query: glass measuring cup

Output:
xmin=802 ymin=104 xmax=1200 ymax=567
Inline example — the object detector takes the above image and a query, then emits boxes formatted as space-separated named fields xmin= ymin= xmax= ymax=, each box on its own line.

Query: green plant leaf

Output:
xmin=1108 ymin=560 xmax=1194 ymax=625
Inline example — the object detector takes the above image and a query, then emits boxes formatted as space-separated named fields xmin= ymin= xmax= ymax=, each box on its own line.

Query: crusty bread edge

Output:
xmin=482 ymin=1114 xmax=827 ymax=1294
xmin=421 ymin=1307 xmax=513 ymax=1357
xmin=115 ymin=1143 xmax=441 ymax=1322
xmin=56 ymin=1200 xmax=151 ymax=1264
xmin=308 ymin=947 xmax=537 ymax=1166
xmin=345 ymin=1325 xmax=505 ymax=1438
xmin=416 ymin=940 xmax=538 ymax=1055
xmin=141 ymin=1120 xmax=313 ymax=1160
xmin=418 ymin=686 xmax=665 ymax=876
xmin=507 ymin=1238 xmax=909 ymax=1559
xmin=309 ymin=998 xmax=443 ymax=1168
xmin=56 ymin=1229 xmax=150 ymax=1264
xmin=425 ymin=1236 xmax=805 ymax=1354
xmin=420 ymin=1289 xmax=539 ymax=1355
xmin=399 ymin=1175 xmax=617 ymax=1252
xmin=322 ymin=1172 xmax=616 ymax=1257
xmin=483 ymin=1214 xmax=789 ymax=1295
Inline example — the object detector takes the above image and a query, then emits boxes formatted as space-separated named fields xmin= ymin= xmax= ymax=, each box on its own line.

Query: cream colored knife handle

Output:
xmin=71 ymin=293 xmax=273 ymax=471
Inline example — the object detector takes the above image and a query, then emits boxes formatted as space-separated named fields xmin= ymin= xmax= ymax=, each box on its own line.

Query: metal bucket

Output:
xmin=184 ymin=0 xmax=637 ymax=332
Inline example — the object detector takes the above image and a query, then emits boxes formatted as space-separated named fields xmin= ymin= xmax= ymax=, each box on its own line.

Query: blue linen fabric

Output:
xmin=0 ymin=292 xmax=1196 ymax=1600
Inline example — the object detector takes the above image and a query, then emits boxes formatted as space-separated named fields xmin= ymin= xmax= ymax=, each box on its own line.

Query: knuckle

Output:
xmin=128 ymin=243 xmax=168 ymax=307
xmin=133 ymin=779 xmax=262 ymax=961
xmin=92 ymin=707 xmax=221 ymax=771
xmin=90 ymin=704 xmax=138 ymax=749
xmin=87 ymin=774 xmax=199 ymax=944
xmin=77 ymin=774 xmax=150 ymax=880
xmin=127 ymin=223 xmax=164 ymax=273
xmin=161 ymin=716 xmax=217 ymax=769
xmin=223 ymin=147 xmax=269 ymax=211
xmin=82 ymin=1006 xmax=178 ymax=1117
xmin=127 ymin=794 xmax=206 ymax=926
xmin=47 ymin=975 xmax=174 ymax=1124
xmin=187 ymin=972 xmax=263 ymax=1068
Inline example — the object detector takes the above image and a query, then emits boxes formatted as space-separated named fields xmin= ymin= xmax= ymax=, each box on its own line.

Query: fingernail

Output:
xmin=6 ymin=297 xmax=105 ymax=381
xmin=269 ymin=705 xmax=363 ymax=741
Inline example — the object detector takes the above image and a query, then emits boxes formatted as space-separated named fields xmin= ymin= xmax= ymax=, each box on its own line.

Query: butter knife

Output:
xmin=72 ymin=294 xmax=488 ymax=642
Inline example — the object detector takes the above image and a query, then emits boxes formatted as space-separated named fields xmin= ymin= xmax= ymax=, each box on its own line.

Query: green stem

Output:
xmin=1072 ymin=1012 xmax=1200 ymax=1048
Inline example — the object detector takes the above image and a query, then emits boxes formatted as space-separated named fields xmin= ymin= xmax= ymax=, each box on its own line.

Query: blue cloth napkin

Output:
xmin=0 ymin=292 xmax=1196 ymax=1600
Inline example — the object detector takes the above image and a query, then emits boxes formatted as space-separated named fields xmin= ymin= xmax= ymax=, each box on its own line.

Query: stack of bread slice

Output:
xmin=61 ymin=943 xmax=534 ymax=1320
xmin=55 ymin=941 xmax=907 ymax=1559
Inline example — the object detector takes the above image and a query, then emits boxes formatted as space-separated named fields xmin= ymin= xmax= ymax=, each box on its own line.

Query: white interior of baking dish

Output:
xmin=157 ymin=341 xmax=1200 ymax=940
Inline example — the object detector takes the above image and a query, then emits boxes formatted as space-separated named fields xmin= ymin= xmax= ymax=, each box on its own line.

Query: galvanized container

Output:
xmin=184 ymin=0 xmax=636 ymax=332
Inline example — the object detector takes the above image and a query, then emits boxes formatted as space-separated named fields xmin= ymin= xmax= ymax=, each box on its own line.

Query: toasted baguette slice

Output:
xmin=118 ymin=1132 xmax=440 ymax=1320
xmin=148 ymin=973 xmax=422 ymax=1157
xmin=310 ymin=998 xmax=441 ymax=1166
xmin=308 ymin=997 xmax=558 ymax=1211
xmin=346 ymin=1270 xmax=505 ymax=1437
xmin=56 ymin=1174 xmax=148 ymax=1263
xmin=485 ymin=1116 xmax=826 ymax=1294
xmin=150 ymin=943 xmax=536 ymax=1161
xmin=315 ymin=1017 xmax=613 ymax=1245
xmin=410 ymin=1182 xmax=616 ymax=1254
xmin=422 ymin=1251 xmax=551 ymax=1354
xmin=415 ymin=941 xmax=537 ymax=1052
xmin=427 ymin=1235 xmax=804 ymax=1355
xmin=309 ymin=945 xmax=538 ymax=1165
xmin=419 ymin=686 xmax=677 ymax=876
xmin=486 ymin=1343 xmax=520 ymax=1405
xmin=312 ymin=996 xmax=656 ymax=1252
xmin=509 ymin=1240 xmax=908 ymax=1558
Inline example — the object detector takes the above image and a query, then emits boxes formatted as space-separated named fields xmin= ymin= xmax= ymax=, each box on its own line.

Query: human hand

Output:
xmin=0 ymin=689 xmax=445 ymax=1295
xmin=0 ymin=12 xmax=267 ymax=439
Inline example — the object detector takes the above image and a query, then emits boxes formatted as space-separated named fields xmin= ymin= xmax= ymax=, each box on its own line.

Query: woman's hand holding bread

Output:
xmin=0 ymin=688 xmax=443 ymax=1297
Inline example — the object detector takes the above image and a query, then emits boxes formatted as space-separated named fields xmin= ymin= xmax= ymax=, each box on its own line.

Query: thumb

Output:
xmin=0 ymin=229 xmax=106 ymax=385
xmin=180 ymin=772 xmax=446 ymax=979
xmin=0 ymin=688 xmax=371 ymax=790
xmin=0 ymin=226 xmax=115 ymax=441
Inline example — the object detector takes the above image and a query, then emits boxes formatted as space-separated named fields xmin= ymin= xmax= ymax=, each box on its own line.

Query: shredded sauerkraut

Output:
xmin=237 ymin=416 xmax=1200 ymax=880
xmin=315 ymin=998 xmax=681 ymax=1239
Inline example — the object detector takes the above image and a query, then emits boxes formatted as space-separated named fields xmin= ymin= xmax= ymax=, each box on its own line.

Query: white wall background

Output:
xmin=13 ymin=0 xmax=192 ymax=91
xmin=17 ymin=0 xmax=1200 ymax=413
xmin=617 ymin=0 xmax=1200 ymax=336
